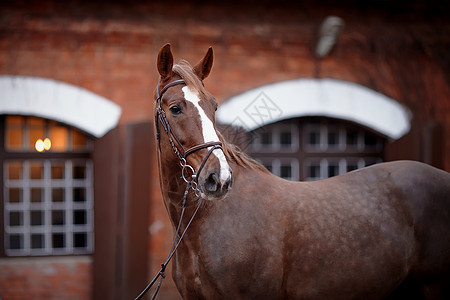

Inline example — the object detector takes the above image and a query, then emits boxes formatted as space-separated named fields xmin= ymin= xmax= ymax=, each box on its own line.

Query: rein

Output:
xmin=134 ymin=79 xmax=223 ymax=299
xmin=134 ymin=182 xmax=203 ymax=300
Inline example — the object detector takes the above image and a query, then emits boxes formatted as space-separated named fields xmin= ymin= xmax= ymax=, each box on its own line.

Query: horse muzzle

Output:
xmin=199 ymin=168 xmax=233 ymax=200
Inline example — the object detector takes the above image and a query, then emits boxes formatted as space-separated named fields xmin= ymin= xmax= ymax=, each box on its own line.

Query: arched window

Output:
xmin=248 ymin=117 xmax=384 ymax=181
xmin=0 ymin=76 xmax=121 ymax=256
xmin=217 ymin=78 xmax=409 ymax=181
xmin=1 ymin=115 xmax=94 ymax=256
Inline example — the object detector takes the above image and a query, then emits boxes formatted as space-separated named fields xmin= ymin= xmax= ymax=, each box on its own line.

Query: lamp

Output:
xmin=315 ymin=16 xmax=345 ymax=58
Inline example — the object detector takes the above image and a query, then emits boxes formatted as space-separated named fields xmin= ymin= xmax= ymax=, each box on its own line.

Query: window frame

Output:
xmin=258 ymin=157 xmax=300 ymax=181
xmin=249 ymin=122 xmax=299 ymax=153
xmin=0 ymin=115 xmax=94 ymax=257
xmin=248 ymin=117 xmax=385 ymax=182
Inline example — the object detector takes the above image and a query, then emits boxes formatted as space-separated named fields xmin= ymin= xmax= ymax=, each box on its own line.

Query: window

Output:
xmin=259 ymin=158 xmax=299 ymax=181
xmin=248 ymin=118 xmax=384 ymax=181
xmin=250 ymin=123 xmax=299 ymax=153
xmin=1 ymin=116 xmax=94 ymax=256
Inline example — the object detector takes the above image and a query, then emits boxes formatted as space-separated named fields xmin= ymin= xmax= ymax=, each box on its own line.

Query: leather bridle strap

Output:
xmin=155 ymin=79 xmax=188 ymax=160
xmin=154 ymin=78 xmax=223 ymax=180
xmin=137 ymin=79 xmax=227 ymax=300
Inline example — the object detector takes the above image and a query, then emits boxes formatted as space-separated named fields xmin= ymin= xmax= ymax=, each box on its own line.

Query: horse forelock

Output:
xmin=172 ymin=60 xmax=208 ymax=98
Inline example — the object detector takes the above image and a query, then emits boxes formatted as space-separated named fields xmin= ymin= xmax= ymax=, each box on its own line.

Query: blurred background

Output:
xmin=0 ymin=0 xmax=448 ymax=299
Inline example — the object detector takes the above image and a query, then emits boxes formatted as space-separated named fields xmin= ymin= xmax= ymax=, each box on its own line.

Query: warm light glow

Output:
xmin=35 ymin=138 xmax=51 ymax=152
xmin=35 ymin=139 xmax=44 ymax=152
xmin=43 ymin=138 xmax=51 ymax=150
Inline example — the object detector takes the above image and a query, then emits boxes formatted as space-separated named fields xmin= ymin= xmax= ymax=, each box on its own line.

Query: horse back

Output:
xmin=282 ymin=160 xmax=450 ymax=299
xmin=385 ymin=161 xmax=450 ymax=276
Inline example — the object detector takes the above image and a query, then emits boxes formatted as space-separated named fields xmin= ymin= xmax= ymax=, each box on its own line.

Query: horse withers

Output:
xmin=153 ymin=43 xmax=450 ymax=299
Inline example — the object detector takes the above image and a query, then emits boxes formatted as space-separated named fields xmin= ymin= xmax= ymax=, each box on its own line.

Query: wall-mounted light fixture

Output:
xmin=315 ymin=16 xmax=345 ymax=58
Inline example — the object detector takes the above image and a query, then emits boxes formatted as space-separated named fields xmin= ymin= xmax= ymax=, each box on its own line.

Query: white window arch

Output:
xmin=216 ymin=78 xmax=410 ymax=140
xmin=0 ymin=76 xmax=121 ymax=137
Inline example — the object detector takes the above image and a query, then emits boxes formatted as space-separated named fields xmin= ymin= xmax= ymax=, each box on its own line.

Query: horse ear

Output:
xmin=157 ymin=43 xmax=174 ymax=81
xmin=193 ymin=47 xmax=213 ymax=80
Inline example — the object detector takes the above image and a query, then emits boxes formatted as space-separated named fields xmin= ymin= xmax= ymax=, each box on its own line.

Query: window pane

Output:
xmin=307 ymin=131 xmax=320 ymax=146
xmin=6 ymin=128 xmax=23 ymax=150
xmin=328 ymin=163 xmax=339 ymax=177
xmin=52 ymin=188 xmax=65 ymax=202
xmin=280 ymin=131 xmax=292 ymax=146
xmin=74 ymin=210 xmax=87 ymax=225
xmin=7 ymin=162 xmax=22 ymax=180
xmin=72 ymin=130 xmax=88 ymax=150
xmin=347 ymin=163 xmax=358 ymax=172
xmin=31 ymin=188 xmax=43 ymax=203
xmin=52 ymin=210 xmax=65 ymax=225
xmin=8 ymin=188 xmax=22 ymax=203
xmin=28 ymin=117 xmax=45 ymax=126
xmin=6 ymin=127 xmax=23 ymax=150
xmin=9 ymin=211 xmax=23 ymax=226
xmin=308 ymin=164 xmax=320 ymax=179
xmin=30 ymin=162 xmax=43 ymax=179
xmin=364 ymin=133 xmax=378 ymax=148
xmin=280 ymin=165 xmax=292 ymax=179
xmin=260 ymin=131 xmax=272 ymax=146
xmin=6 ymin=117 xmax=24 ymax=151
xmin=74 ymin=233 xmax=87 ymax=248
xmin=9 ymin=234 xmax=23 ymax=250
xmin=31 ymin=234 xmax=44 ymax=249
xmin=73 ymin=165 xmax=86 ymax=179
xmin=346 ymin=130 xmax=359 ymax=147
xmin=30 ymin=211 xmax=44 ymax=226
xmin=52 ymin=233 xmax=65 ymax=248
xmin=29 ymin=127 xmax=45 ymax=152
xmin=327 ymin=131 xmax=339 ymax=147
xmin=73 ymin=188 xmax=86 ymax=202
xmin=51 ymin=163 xmax=65 ymax=179
xmin=6 ymin=115 xmax=24 ymax=126
xmin=49 ymin=123 xmax=68 ymax=151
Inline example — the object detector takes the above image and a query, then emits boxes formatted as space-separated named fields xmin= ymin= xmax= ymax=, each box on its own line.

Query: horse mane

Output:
xmin=173 ymin=60 xmax=270 ymax=173
xmin=217 ymin=131 xmax=271 ymax=173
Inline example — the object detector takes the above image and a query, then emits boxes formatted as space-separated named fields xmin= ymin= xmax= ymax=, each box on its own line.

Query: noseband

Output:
xmin=155 ymin=79 xmax=223 ymax=189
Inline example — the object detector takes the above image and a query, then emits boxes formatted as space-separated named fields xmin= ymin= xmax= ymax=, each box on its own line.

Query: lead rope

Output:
xmin=134 ymin=181 xmax=204 ymax=300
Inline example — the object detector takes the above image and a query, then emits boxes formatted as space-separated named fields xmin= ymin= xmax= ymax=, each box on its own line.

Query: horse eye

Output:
xmin=169 ymin=105 xmax=182 ymax=115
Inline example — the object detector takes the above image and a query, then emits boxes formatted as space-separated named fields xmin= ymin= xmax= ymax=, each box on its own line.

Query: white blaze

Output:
xmin=182 ymin=86 xmax=231 ymax=184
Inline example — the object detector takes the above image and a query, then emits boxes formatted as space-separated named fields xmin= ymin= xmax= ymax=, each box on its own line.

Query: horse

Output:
xmin=153 ymin=43 xmax=450 ymax=300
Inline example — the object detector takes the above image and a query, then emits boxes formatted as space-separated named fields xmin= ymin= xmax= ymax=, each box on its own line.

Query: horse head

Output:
xmin=155 ymin=44 xmax=233 ymax=200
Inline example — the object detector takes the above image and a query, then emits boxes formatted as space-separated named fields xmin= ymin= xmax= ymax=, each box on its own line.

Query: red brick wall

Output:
xmin=1 ymin=1 xmax=448 ymax=168
xmin=0 ymin=256 xmax=92 ymax=300
xmin=0 ymin=1 xmax=449 ymax=299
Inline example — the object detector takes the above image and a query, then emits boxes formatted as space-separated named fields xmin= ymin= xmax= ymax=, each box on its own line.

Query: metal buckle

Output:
xmin=180 ymin=158 xmax=196 ymax=183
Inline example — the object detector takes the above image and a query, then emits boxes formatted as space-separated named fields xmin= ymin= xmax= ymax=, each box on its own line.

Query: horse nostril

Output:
xmin=204 ymin=172 xmax=219 ymax=192
xmin=223 ymin=175 xmax=233 ymax=191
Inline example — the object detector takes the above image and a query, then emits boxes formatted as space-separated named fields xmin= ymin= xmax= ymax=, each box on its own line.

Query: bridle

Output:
xmin=135 ymin=79 xmax=225 ymax=300
xmin=154 ymin=79 xmax=223 ymax=191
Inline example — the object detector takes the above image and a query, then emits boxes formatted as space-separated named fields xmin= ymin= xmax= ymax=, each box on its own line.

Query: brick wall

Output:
xmin=0 ymin=256 xmax=92 ymax=300
xmin=1 ymin=1 xmax=448 ymax=169
xmin=0 ymin=1 xmax=449 ymax=299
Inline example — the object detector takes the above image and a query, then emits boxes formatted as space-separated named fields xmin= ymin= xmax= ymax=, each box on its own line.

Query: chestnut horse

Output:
xmin=153 ymin=44 xmax=450 ymax=299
